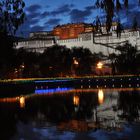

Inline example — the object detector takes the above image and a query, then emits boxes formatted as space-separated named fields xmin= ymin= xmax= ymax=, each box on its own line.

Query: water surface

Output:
xmin=0 ymin=86 xmax=140 ymax=140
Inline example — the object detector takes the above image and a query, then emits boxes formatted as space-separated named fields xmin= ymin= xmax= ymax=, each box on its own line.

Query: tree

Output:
xmin=39 ymin=45 xmax=72 ymax=77
xmin=118 ymin=90 xmax=140 ymax=121
xmin=112 ymin=43 xmax=140 ymax=74
xmin=14 ymin=48 xmax=41 ymax=78
xmin=71 ymin=47 xmax=93 ymax=76
xmin=132 ymin=16 xmax=138 ymax=31
xmin=108 ymin=53 xmax=117 ymax=75
xmin=0 ymin=0 xmax=25 ymax=78
xmin=0 ymin=0 xmax=25 ymax=35
xmin=95 ymin=0 xmax=139 ymax=32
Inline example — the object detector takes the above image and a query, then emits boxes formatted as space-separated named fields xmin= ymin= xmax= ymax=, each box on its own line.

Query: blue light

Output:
xmin=35 ymin=87 xmax=73 ymax=94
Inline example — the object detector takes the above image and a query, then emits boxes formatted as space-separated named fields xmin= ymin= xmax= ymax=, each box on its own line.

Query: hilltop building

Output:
xmin=16 ymin=23 xmax=140 ymax=55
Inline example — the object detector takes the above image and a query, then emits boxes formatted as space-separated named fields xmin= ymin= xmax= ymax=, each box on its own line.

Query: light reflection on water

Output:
xmin=98 ymin=89 xmax=104 ymax=104
xmin=0 ymin=87 xmax=140 ymax=140
xmin=35 ymin=87 xmax=74 ymax=94
xmin=19 ymin=96 xmax=25 ymax=108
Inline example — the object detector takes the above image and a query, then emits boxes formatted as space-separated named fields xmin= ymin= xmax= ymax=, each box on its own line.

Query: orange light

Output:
xmin=97 ymin=62 xmax=103 ymax=69
xmin=19 ymin=96 xmax=25 ymax=108
xmin=73 ymin=95 xmax=79 ymax=106
xmin=74 ymin=59 xmax=79 ymax=65
xmin=98 ymin=89 xmax=104 ymax=104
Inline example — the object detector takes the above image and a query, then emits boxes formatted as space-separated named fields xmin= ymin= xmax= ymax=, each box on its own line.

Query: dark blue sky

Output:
xmin=17 ymin=0 xmax=140 ymax=37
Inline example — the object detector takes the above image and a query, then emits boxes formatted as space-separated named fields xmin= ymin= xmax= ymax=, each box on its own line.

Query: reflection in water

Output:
xmin=73 ymin=95 xmax=80 ymax=106
xmin=35 ymin=87 xmax=73 ymax=94
xmin=0 ymin=87 xmax=140 ymax=140
xmin=118 ymin=90 xmax=140 ymax=122
xmin=19 ymin=96 xmax=25 ymax=108
xmin=98 ymin=89 xmax=104 ymax=104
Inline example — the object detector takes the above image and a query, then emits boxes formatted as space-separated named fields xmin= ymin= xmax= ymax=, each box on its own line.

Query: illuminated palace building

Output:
xmin=16 ymin=23 xmax=140 ymax=55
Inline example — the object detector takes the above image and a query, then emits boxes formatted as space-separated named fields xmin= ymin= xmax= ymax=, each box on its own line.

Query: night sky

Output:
xmin=17 ymin=0 xmax=140 ymax=37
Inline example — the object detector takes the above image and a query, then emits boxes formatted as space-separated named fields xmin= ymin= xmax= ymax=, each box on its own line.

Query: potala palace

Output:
xmin=16 ymin=23 xmax=140 ymax=55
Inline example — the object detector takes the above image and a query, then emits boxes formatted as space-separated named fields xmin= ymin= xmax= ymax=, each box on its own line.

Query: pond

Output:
xmin=0 ymin=82 xmax=140 ymax=140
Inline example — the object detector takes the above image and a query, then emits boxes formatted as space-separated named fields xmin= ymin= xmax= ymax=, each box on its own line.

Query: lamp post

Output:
xmin=72 ymin=57 xmax=79 ymax=77
xmin=19 ymin=62 xmax=25 ymax=78
xmin=97 ymin=62 xmax=103 ymax=69
xmin=96 ymin=62 xmax=103 ymax=75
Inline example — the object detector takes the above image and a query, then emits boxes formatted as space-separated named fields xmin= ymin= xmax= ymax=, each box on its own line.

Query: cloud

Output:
xmin=40 ymin=11 xmax=50 ymax=18
xmin=70 ymin=8 xmax=92 ymax=22
xmin=27 ymin=11 xmax=41 ymax=19
xmin=16 ymin=11 xmax=44 ymax=37
xmin=44 ymin=18 xmax=61 ymax=30
xmin=26 ymin=18 xmax=40 ymax=25
xmin=30 ymin=25 xmax=45 ymax=32
xmin=45 ymin=18 xmax=61 ymax=25
xmin=26 ymin=4 xmax=42 ymax=13
xmin=24 ymin=4 xmax=43 ymax=26
xmin=50 ymin=4 xmax=74 ymax=16
xmin=85 ymin=5 xmax=96 ymax=11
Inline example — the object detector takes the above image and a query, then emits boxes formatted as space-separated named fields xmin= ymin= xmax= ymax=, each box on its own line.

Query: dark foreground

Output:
xmin=0 ymin=76 xmax=140 ymax=140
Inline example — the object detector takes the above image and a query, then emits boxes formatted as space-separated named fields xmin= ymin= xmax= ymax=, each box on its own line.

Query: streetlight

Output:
xmin=73 ymin=58 xmax=79 ymax=65
xmin=18 ymin=63 xmax=25 ymax=78
xmin=72 ymin=57 xmax=79 ymax=77
xmin=97 ymin=62 xmax=103 ymax=69
xmin=21 ymin=63 xmax=25 ymax=69
xmin=96 ymin=62 xmax=103 ymax=75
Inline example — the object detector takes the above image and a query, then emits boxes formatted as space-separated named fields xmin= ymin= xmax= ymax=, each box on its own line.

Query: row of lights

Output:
xmin=81 ymin=78 xmax=140 ymax=82
xmin=35 ymin=83 xmax=140 ymax=91
xmin=80 ymin=84 xmax=140 ymax=88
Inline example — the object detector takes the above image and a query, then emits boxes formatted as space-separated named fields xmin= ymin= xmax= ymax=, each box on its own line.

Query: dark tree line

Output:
xmin=0 ymin=0 xmax=25 ymax=78
xmin=1 ymin=42 xmax=140 ymax=78
xmin=11 ymin=45 xmax=100 ymax=78
xmin=109 ymin=43 xmax=140 ymax=75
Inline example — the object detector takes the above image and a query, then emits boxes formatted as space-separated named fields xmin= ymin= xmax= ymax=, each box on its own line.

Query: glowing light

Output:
xmin=98 ymin=89 xmax=104 ymax=104
xmin=73 ymin=57 xmax=79 ymax=65
xmin=19 ymin=96 xmax=25 ymax=108
xmin=21 ymin=64 xmax=25 ymax=68
xmin=74 ymin=59 xmax=79 ymax=65
xmin=73 ymin=95 xmax=79 ymax=106
xmin=97 ymin=62 xmax=103 ymax=69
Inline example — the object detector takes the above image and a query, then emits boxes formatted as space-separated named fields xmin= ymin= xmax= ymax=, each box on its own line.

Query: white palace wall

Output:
xmin=16 ymin=30 xmax=140 ymax=55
